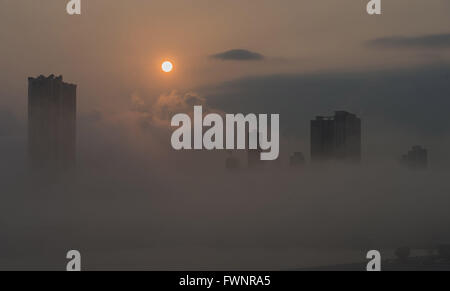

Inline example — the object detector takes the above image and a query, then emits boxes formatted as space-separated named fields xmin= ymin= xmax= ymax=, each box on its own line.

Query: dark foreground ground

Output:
xmin=304 ymin=256 xmax=450 ymax=271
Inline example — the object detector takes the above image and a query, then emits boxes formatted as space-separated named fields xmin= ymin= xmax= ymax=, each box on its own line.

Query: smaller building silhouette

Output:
xmin=289 ymin=152 xmax=306 ymax=168
xmin=400 ymin=146 xmax=428 ymax=170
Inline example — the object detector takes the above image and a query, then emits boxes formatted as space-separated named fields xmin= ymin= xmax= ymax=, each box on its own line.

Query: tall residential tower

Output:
xmin=311 ymin=111 xmax=361 ymax=163
xmin=28 ymin=75 xmax=77 ymax=169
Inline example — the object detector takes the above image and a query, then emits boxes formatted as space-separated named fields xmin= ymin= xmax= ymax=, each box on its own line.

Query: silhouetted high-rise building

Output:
xmin=401 ymin=146 xmax=428 ymax=170
xmin=311 ymin=111 xmax=361 ymax=163
xmin=28 ymin=75 xmax=77 ymax=169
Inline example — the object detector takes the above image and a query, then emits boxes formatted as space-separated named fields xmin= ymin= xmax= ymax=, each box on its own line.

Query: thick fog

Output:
xmin=1 ymin=65 xmax=450 ymax=270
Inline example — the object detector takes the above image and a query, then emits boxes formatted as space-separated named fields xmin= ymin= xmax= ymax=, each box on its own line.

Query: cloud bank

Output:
xmin=368 ymin=33 xmax=450 ymax=49
xmin=211 ymin=49 xmax=265 ymax=61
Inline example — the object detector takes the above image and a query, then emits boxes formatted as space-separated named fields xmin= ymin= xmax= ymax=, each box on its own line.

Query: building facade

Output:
xmin=28 ymin=75 xmax=77 ymax=169
xmin=401 ymin=146 xmax=428 ymax=170
xmin=311 ymin=111 xmax=361 ymax=163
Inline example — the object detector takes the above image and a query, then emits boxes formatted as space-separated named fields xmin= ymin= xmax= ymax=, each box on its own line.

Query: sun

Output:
xmin=162 ymin=61 xmax=173 ymax=73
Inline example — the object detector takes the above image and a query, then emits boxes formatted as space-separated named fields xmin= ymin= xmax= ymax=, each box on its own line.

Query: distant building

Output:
xmin=289 ymin=152 xmax=306 ymax=168
xmin=311 ymin=111 xmax=361 ymax=163
xmin=28 ymin=75 xmax=77 ymax=169
xmin=400 ymin=146 xmax=428 ymax=170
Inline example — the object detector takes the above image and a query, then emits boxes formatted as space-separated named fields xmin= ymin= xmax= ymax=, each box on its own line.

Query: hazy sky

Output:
xmin=1 ymin=0 xmax=450 ymax=115
xmin=1 ymin=0 xmax=450 ymax=165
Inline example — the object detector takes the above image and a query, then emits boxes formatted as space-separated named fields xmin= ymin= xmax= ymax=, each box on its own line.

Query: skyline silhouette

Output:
xmin=1 ymin=0 xmax=450 ymax=271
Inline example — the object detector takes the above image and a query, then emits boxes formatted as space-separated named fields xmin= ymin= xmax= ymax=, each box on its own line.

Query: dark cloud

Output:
xmin=210 ymin=49 xmax=264 ymax=61
xmin=204 ymin=64 xmax=450 ymax=135
xmin=367 ymin=33 xmax=450 ymax=49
